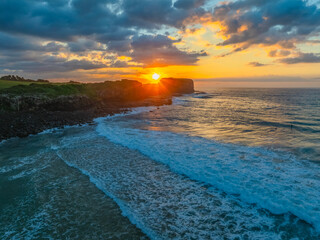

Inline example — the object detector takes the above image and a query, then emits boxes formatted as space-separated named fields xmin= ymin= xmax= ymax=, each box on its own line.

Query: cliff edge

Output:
xmin=0 ymin=76 xmax=194 ymax=140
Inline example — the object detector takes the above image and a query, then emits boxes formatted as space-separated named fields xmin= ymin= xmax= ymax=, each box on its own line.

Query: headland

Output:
xmin=0 ymin=76 xmax=194 ymax=141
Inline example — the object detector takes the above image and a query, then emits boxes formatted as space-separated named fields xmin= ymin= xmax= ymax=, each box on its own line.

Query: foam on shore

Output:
xmin=96 ymin=118 xmax=320 ymax=232
xmin=54 ymin=131 xmax=318 ymax=239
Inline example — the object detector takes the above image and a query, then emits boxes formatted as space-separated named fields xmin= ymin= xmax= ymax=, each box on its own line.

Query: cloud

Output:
xmin=279 ymin=52 xmax=320 ymax=64
xmin=68 ymin=39 xmax=106 ymax=52
xmin=120 ymin=0 xmax=207 ymax=29
xmin=5 ymin=0 xmax=320 ymax=80
xmin=130 ymin=34 xmax=207 ymax=67
xmin=213 ymin=0 xmax=320 ymax=54
xmin=268 ymin=49 xmax=291 ymax=58
xmin=0 ymin=0 xmax=209 ymax=79
xmin=0 ymin=54 xmax=107 ymax=73
xmin=0 ymin=32 xmax=66 ymax=54
xmin=174 ymin=0 xmax=206 ymax=10
xmin=0 ymin=0 xmax=207 ymax=42
xmin=248 ymin=62 xmax=269 ymax=67
xmin=0 ymin=32 xmax=41 ymax=51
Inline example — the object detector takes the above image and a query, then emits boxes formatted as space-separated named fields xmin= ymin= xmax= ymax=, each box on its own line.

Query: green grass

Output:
xmin=0 ymin=81 xmax=90 ymax=98
xmin=0 ymin=79 xmax=144 ymax=99
xmin=0 ymin=80 xmax=45 ymax=90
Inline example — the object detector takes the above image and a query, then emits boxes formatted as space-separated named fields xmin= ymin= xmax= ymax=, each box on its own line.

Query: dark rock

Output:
xmin=160 ymin=78 xmax=194 ymax=94
xmin=0 ymin=97 xmax=173 ymax=142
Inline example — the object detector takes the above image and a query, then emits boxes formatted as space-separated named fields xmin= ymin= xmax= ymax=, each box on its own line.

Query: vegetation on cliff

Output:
xmin=0 ymin=76 xmax=194 ymax=112
xmin=0 ymin=75 xmax=49 ymax=83
xmin=0 ymin=75 xmax=194 ymax=140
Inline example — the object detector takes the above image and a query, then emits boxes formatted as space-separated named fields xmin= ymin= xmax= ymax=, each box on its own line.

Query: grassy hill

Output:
xmin=0 ymin=82 xmax=88 ymax=98
xmin=0 ymin=75 xmax=193 ymax=113
xmin=0 ymin=79 xmax=47 ymax=90
xmin=0 ymin=79 xmax=143 ymax=99
xmin=0 ymin=75 xmax=92 ymax=98
xmin=0 ymin=75 xmax=50 ymax=90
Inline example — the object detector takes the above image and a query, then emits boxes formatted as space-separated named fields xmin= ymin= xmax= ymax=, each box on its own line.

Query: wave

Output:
xmin=55 ymin=132 xmax=318 ymax=239
xmin=96 ymin=119 xmax=320 ymax=232
xmin=0 ymin=150 xmax=52 ymax=181
xmin=94 ymin=106 xmax=158 ymax=122
xmin=251 ymin=120 xmax=320 ymax=134
xmin=192 ymin=93 xmax=218 ymax=99
xmin=0 ymin=138 xmax=8 ymax=145
xmin=56 ymin=153 xmax=159 ymax=240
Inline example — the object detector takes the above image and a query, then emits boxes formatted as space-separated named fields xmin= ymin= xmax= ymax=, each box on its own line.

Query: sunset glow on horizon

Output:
xmin=1 ymin=1 xmax=320 ymax=237
xmin=0 ymin=0 xmax=320 ymax=87
xmin=152 ymin=73 xmax=161 ymax=81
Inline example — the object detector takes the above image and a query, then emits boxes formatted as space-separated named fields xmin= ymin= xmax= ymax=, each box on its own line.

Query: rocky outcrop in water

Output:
xmin=160 ymin=78 xmax=194 ymax=94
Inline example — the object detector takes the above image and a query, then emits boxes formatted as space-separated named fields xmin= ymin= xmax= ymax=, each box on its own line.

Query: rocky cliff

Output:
xmin=0 ymin=78 xmax=194 ymax=112
xmin=160 ymin=78 xmax=194 ymax=94
xmin=0 ymin=77 xmax=194 ymax=140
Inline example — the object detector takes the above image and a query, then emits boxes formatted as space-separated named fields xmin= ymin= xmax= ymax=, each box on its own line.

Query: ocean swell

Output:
xmin=54 ymin=131 xmax=318 ymax=239
xmin=96 ymin=118 xmax=320 ymax=232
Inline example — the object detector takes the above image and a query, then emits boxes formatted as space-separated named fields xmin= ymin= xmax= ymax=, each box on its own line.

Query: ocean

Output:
xmin=1 ymin=88 xmax=320 ymax=239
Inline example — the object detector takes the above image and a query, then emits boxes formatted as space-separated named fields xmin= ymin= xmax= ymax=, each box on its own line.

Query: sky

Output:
xmin=1 ymin=0 xmax=320 ymax=87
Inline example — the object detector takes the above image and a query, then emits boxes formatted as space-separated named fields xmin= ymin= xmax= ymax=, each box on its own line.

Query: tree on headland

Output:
xmin=0 ymin=75 xmax=49 ymax=83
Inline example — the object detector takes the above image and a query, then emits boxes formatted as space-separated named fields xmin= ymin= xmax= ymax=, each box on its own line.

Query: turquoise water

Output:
xmin=1 ymin=88 xmax=320 ymax=239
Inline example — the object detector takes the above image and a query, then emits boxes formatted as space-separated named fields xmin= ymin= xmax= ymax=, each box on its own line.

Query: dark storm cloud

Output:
xmin=0 ymin=32 xmax=65 ymax=52
xmin=0 ymin=0 xmax=209 ymax=75
xmin=279 ymin=52 xmax=320 ymax=64
xmin=0 ymin=0 xmax=207 ymax=42
xmin=130 ymin=34 xmax=207 ymax=67
xmin=106 ymin=39 xmax=132 ymax=53
xmin=68 ymin=39 xmax=106 ymax=52
xmin=119 ymin=0 xmax=207 ymax=29
xmin=0 ymin=54 xmax=107 ymax=73
xmin=44 ymin=42 xmax=65 ymax=52
xmin=213 ymin=0 xmax=320 ymax=51
xmin=0 ymin=32 xmax=38 ymax=51
xmin=131 ymin=34 xmax=180 ymax=49
xmin=174 ymin=0 xmax=206 ymax=10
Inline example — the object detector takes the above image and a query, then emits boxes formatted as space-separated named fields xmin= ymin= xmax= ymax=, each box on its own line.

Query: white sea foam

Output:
xmin=0 ymin=156 xmax=35 ymax=174
xmin=55 ymin=132 xmax=318 ymax=239
xmin=94 ymin=106 xmax=158 ymax=123
xmin=172 ymin=96 xmax=191 ymax=105
xmin=96 ymin=119 xmax=320 ymax=232
xmin=0 ymin=147 xmax=145 ymax=240
xmin=2 ymin=151 xmax=51 ymax=181
xmin=0 ymin=150 xmax=46 ymax=175
xmin=0 ymin=121 xmax=87 ymax=146
xmin=38 ymin=123 xmax=90 ymax=136
xmin=55 ymin=144 xmax=160 ymax=240
xmin=0 ymin=105 xmax=159 ymax=145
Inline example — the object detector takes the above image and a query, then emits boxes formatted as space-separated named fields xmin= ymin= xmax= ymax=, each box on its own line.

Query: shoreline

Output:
xmin=0 ymin=97 xmax=172 ymax=142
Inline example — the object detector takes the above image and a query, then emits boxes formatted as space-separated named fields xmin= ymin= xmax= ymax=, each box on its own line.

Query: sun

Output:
xmin=152 ymin=73 xmax=160 ymax=81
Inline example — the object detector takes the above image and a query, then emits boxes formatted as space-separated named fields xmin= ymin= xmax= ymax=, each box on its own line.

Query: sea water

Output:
xmin=1 ymin=88 xmax=320 ymax=239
